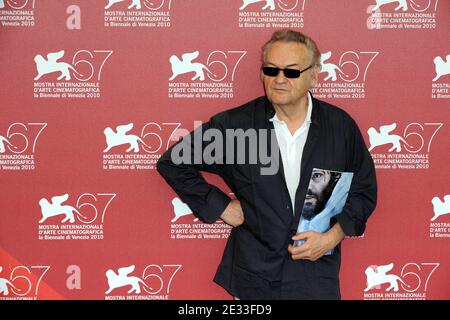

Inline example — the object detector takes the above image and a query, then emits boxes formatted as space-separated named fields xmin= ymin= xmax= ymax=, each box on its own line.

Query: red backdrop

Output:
xmin=0 ymin=0 xmax=449 ymax=300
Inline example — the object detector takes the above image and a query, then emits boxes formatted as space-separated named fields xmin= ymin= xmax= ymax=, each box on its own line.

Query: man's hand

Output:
xmin=288 ymin=223 xmax=345 ymax=261
xmin=220 ymin=199 xmax=244 ymax=227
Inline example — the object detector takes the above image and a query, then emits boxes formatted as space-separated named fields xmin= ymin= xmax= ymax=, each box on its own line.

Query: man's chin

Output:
xmin=301 ymin=205 xmax=316 ymax=221
xmin=271 ymin=97 xmax=289 ymax=105
xmin=269 ymin=94 xmax=290 ymax=105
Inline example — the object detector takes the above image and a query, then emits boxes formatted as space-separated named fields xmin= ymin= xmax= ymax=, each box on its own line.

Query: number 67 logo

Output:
xmin=364 ymin=262 xmax=439 ymax=292
xmin=0 ymin=265 xmax=50 ymax=298
xmin=0 ymin=123 xmax=47 ymax=154
xmin=38 ymin=193 xmax=116 ymax=224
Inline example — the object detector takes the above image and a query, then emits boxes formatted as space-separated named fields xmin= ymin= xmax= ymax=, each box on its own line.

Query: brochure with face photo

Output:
xmin=294 ymin=168 xmax=354 ymax=255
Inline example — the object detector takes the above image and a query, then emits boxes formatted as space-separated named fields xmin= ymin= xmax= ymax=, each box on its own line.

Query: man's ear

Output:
xmin=310 ymin=65 xmax=320 ymax=87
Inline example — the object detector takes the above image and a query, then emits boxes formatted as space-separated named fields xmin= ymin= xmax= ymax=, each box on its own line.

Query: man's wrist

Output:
xmin=328 ymin=223 xmax=345 ymax=247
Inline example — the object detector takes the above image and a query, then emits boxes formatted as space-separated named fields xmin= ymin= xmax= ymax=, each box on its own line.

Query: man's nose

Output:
xmin=274 ymin=70 xmax=288 ymax=83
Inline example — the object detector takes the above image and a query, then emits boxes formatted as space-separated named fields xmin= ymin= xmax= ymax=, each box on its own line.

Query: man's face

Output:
xmin=261 ymin=41 xmax=318 ymax=109
xmin=303 ymin=169 xmax=332 ymax=220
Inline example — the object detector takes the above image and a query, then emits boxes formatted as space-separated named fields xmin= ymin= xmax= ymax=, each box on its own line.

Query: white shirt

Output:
xmin=269 ymin=93 xmax=313 ymax=214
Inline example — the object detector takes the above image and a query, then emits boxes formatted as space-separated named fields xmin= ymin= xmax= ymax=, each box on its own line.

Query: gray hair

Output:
xmin=262 ymin=29 xmax=321 ymax=69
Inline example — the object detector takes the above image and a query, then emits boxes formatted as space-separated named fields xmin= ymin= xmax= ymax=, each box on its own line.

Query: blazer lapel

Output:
xmin=294 ymin=96 xmax=321 ymax=218
xmin=261 ymin=98 xmax=294 ymax=225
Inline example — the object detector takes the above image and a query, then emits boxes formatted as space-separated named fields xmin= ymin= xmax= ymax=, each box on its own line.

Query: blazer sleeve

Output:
xmin=156 ymin=116 xmax=231 ymax=224
xmin=334 ymin=117 xmax=378 ymax=236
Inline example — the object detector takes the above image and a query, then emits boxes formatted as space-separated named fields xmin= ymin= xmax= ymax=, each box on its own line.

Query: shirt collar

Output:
xmin=269 ymin=92 xmax=313 ymax=126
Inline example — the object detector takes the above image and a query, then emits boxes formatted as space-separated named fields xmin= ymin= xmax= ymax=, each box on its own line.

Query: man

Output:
xmin=302 ymin=169 xmax=341 ymax=221
xmin=157 ymin=29 xmax=377 ymax=299
xmin=296 ymin=169 xmax=353 ymax=253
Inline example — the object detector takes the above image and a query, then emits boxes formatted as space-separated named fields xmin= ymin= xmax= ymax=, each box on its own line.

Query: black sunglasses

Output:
xmin=262 ymin=65 xmax=313 ymax=79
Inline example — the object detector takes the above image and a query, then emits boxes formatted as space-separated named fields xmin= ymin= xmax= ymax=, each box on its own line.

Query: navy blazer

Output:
xmin=157 ymin=95 xmax=377 ymax=299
